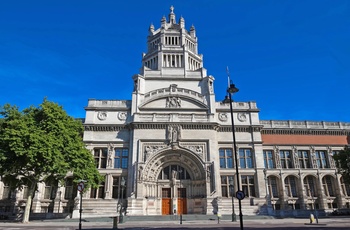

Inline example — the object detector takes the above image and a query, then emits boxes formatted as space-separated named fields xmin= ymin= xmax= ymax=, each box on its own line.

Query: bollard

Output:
xmin=217 ymin=213 xmax=221 ymax=224
xmin=113 ymin=216 xmax=119 ymax=229
xmin=309 ymin=213 xmax=314 ymax=224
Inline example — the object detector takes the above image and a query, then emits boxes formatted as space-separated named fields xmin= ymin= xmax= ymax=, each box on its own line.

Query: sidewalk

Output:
xmin=0 ymin=216 xmax=349 ymax=228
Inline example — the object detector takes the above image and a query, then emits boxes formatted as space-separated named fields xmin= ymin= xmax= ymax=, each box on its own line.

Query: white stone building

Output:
xmin=0 ymin=6 xmax=349 ymax=219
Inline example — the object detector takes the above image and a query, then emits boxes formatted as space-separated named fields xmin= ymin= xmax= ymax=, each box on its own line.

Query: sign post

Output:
xmin=77 ymin=180 xmax=85 ymax=230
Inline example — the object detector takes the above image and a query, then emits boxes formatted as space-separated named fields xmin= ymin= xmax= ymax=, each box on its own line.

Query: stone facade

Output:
xmin=0 ymin=6 xmax=349 ymax=219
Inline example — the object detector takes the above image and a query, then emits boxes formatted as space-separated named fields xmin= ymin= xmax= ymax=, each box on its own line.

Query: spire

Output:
xmin=149 ymin=23 xmax=154 ymax=33
xmin=179 ymin=16 xmax=185 ymax=28
xmin=169 ymin=5 xmax=176 ymax=24
xmin=190 ymin=24 xmax=196 ymax=37
xmin=161 ymin=15 xmax=166 ymax=28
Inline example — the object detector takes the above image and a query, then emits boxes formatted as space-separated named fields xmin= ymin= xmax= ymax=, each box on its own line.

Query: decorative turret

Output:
xmin=179 ymin=16 xmax=185 ymax=29
xmin=190 ymin=25 xmax=196 ymax=38
xmin=141 ymin=6 xmax=203 ymax=74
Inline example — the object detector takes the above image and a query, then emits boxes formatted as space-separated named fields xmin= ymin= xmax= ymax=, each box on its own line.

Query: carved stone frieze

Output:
xmin=97 ymin=111 xmax=107 ymax=120
xmin=237 ymin=113 xmax=247 ymax=122
xmin=180 ymin=142 xmax=206 ymax=160
xmin=118 ymin=112 xmax=127 ymax=121
xmin=143 ymin=143 xmax=167 ymax=162
xmin=218 ymin=113 xmax=228 ymax=122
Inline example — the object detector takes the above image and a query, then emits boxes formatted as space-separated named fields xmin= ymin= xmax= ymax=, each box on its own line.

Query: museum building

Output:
xmin=1 ymin=7 xmax=350 ymax=218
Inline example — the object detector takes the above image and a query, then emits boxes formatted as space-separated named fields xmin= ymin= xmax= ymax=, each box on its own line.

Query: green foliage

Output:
xmin=0 ymin=99 xmax=102 ymax=190
xmin=333 ymin=146 xmax=350 ymax=184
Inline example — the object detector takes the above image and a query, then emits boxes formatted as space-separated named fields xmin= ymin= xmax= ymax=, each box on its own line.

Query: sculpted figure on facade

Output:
xmin=310 ymin=146 xmax=317 ymax=169
xmin=167 ymin=125 xmax=181 ymax=144
xmin=107 ymin=143 xmax=114 ymax=168
xmin=274 ymin=146 xmax=281 ymax=168
xmin=166 ymin=97 xmax=181 ymax=108
xmin=327 ymin=146 xmax=336 ymax=168
xmin=292 ymin=146 xmax=300 ymax=169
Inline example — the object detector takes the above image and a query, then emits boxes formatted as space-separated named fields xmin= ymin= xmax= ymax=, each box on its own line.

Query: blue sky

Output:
xmin=1 ymin=0 xmax=349 ymax=122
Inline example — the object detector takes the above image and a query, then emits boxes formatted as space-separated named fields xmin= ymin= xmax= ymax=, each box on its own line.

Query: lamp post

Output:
xmin=178 ymin=168 xmax=183 ymax=225
xmin=263 ymin=168 xmax=272 ymax=215
xmin=223 ymin=82 xmax=243 ymax=230
xmin=229 ymin=177 xmax=236 ymax=222
xmin=119 ymin=177 xmax=126 ymax=223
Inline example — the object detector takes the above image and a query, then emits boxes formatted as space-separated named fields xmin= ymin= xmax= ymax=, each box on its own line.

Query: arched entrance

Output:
xmin=140 ymin=147 xmax=207 ymax=215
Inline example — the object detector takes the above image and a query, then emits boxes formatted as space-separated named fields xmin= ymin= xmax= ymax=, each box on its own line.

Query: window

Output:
xmin=2 ymin=183 xmax=12 ymax=199
xmin=112 ymin=176 xmax=127 ymax=199
xmin=341 ymin=177 xmax=350 ymax=196
xmin=90 ymin=182 xmax=105 ymax=199
xmin=241 ymin=175 xmax=255 ymax=197
xmin=263 ymin=150 xmax=275 ymax=169
xmin=158 ymin=165 xmax=191 ymax=180
xmin=219 ymin=148 xmax=233 ymax=168
xmin=284 ymin=176 xmax=298 ymax=197
xmin=315 ymin=151 xmax=329 ymax=168
xmin=94 ymin=148 xmax=107 ymax=169
xmin=221 ymin=176 xmax=234 ymax=197
xmin=322 ymin=176 xmax=334 ymax=197
xmin=114 ymin=148 xmax=129 ymax=169
xmin=304 ymin=176 xmax=317 ymax=197
xmin=298 ymin=150 xmax=311 ymax=168
xmin=64 ymin=178 xmax=76 ymax=200
xmin=239 ymin=149 xmax=253 ymax=168
xmin=268 ymin=176 xmax=279 ymax=198
xmin=280 ymin=150 xmax=292 ymax=168
xmin=44 ymin=179 xmax=58 ymax=200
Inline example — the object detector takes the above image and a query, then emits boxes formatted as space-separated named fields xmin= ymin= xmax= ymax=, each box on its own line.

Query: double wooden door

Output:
xmin=161 ymin=188 xmax=187 ymax=215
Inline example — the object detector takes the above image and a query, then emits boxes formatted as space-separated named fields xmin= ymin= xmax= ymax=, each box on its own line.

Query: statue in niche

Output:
xmin=167 ymin=125 xmax=181 ymax=143
xmin=138 ymin=166 xmax=143 ymax=181
xmin=107 ymin=143 xmax=114 ymax=167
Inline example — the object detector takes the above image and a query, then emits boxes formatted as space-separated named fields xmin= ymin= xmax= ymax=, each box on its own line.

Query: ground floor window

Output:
xmin=221 ymin=176 xmax=234 ymax=197
xmin=112 ymin=176 xmax=127 ymax=199
xmin=241 ymin=175 xmax=255 ymax=197
xmin=90 ymin=182 xmax=105 ymax=199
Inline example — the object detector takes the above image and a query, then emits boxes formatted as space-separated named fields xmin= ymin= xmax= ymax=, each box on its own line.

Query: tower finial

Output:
xmin=169 ymin=6 xmax=175 ymax=23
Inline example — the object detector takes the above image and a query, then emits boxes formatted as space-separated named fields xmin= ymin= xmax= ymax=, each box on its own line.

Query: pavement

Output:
xmin=0 ymin=216 xmax=349 ymax=229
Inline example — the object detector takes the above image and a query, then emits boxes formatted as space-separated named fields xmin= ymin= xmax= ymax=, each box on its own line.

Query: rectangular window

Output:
xmin=90 ymin=182 xmax=105 ymax=199
xmin=2 ymin=183 xmax=12 ymax=199
xmin=263 ymin=150 xmax=275 ymax=168
xmin=239 ymin=149 xmax=253 ymax=168
xmin=94 ymin=148 xmax=107 ymax=169
xmin=298 ymin=150 xmax=310 ymax=169
xmin=219 ymin=148 xmax=233 ymax=168
xmin=315 ymin=151 xmax=329 ymax=168
xmin=241 ymin=175 xmax=255 ymax=197
xmin=114 ymin=148 xmax=129 ymax=169
xmin=220 ymin=176 xmax=234 ymax=197
xmin=64 ymin=178 xmax=76 ymax=200
xmin=112 ymin=176 xmax=127 ymax=199
xmin=280 ymin=150 xmax=292 ymax=169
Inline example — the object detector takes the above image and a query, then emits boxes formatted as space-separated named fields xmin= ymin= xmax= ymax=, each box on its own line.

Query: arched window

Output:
xmin=341 ymin=177 xmax=350 ymax=196
xmin=158 ymin=165 xmax=191 ymax=180
xmin=322 ymin=175 xmax=335 ymax=197
xmin=285 ymin=176 xmax=298 ymax=197
xmin=303 ymin=176 xmax=317 ymax=197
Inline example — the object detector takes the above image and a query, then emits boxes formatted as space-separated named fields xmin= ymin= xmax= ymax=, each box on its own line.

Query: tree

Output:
xmin=333 ymin=146 xmax=350 ymax=184
xmin=0 ymin=99 xmax=102 ymax=223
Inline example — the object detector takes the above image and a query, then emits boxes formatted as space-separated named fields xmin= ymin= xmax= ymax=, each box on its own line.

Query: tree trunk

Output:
xmin=22 ymin=183 xmax=36 ymax=223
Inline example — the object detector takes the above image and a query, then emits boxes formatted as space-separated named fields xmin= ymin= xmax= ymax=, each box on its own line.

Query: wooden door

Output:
xmin=177 ymin=188 xmax=187 ymax=214
xmin=162 ymin=188 xmax=171 ymax=215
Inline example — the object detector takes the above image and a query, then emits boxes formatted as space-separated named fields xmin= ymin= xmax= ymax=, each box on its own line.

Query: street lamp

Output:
xmin=229 ymin=177 xmax=236 ymax=222
xmin=263 ymin=168 xmax=272 ymax=215
xmin=223 ymin=82 xmax=243 ymax=230
xmin=178 ymin=168 xmax=183 ymax=225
